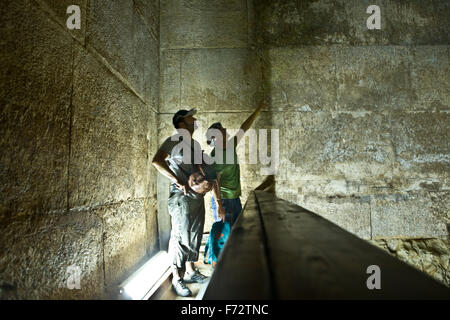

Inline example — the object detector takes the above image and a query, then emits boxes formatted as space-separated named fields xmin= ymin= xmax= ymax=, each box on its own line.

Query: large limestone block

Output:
xmin=160 ymin=50 xmax=182 ymax=113
xmin=254 ymin=0 xmax=344 ymax=46
xmin=275 ymin=185 xmax=448 ymax=240
xmin=280 ymin=111 xmax=394 ymax=182
xmin=182 ymin=49 xmax=262 ymax=112
xmin=100 ymin=200 xmax=148 ymax=289
xmin=274 ymin=179 xmax=372 ymax=239
xmin=0 ymin=0 xmax=72 ymax=217
xmin=70 ymin=48 xmax=150 ymax=208
xmin=160 ymin=49 xmax=262 ymax=113
xmin=236 ymin=111 xmax=282 ymax=180
xmin=0 ymin=211 xmax=104 ymax=299
xmin=302 ymin=194 xmax=371 ymax=240
xmin=134 ymin=0 xmax=159 ymax=40
xmin=391 ymin=112 xmax=450 ymax=179
xmin=430 ymin=191 xmax=450 ymax=226
xmin=255 ymin=0 xmax=450 ymax=46
xmin=247 ymin=0 xmax=257 ymax=46
xmin=371 ymin=192 xmax=448 ymax=239
xmin=133 ymin=11 xmax=159 ymax=110
xmin=161 ymin=0 xmax=248 ymax=49
xmin=411 ymin=46 xmax=450 ymax=111
xmin=335 ymin=46 xmax=413 ymax=112
xmin=264 ymin=47 xmax=336 ymax=112
xmin=87 ymin=0 xmax=133 ymax=73
xmin=88 ymin=0 xmax=158 ymax=106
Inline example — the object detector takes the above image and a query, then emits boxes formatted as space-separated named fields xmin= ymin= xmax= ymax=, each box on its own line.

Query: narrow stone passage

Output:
xmin=1 ymin=0 xmax=449 ymax=300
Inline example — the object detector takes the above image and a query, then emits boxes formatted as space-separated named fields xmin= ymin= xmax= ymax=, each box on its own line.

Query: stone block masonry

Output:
xmin=0 ymin=0 xmax=160 ymax=299
xmin=159 ymin=0 xmax=449 ymax=287
xmin=1 ymin=0 xmax=449 ymax=299
xmin=254 ymin=0 xmax=449 ymax=286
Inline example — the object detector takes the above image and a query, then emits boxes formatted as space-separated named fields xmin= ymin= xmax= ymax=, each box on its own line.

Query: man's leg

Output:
xmin=229 ymin=198 xmax=242 ymax=227
xmin=185 ymin=261 xmax=196 ymax=274
xmin=183 ymin=197 xmax=208 ymax=283
xmin=167 ymin=193 xmax=192 ymax=296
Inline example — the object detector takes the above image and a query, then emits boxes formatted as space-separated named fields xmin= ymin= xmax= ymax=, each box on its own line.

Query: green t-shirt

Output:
xmin=211 ymin=137 xmax=241 ymax=199
xmin=203 ymin=164 xmax=218 ymax=181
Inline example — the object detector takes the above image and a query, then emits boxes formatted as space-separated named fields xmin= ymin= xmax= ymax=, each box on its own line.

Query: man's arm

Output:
xmin=235 ymin=101 xmax=266 ymax=145
xmin=152 ymin=149 xmax=187 ymax=195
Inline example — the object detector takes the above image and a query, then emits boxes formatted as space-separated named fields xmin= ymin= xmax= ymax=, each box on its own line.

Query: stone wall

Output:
xmin=0 ymin=0 xmax=160 ymax=299
xmin=255 ymin=0 xmax=450 ymax=286
xmin=1 ymin=0 xmax=449 ymax=299
xmin=159 ymin=0 xmax=449 ymax=286
xmin=158 ymin=0 xmax=269 ymax=235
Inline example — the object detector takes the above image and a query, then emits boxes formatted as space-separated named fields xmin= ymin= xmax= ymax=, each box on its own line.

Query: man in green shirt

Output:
xmin=204 ymin=101 xmax=265 ymax=266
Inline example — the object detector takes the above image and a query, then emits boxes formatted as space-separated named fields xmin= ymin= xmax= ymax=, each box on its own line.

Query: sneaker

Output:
xmin=172 ymin=278 xmax=191 ymax=297
xmin=184 ymin=269 xmax=208 ymax=283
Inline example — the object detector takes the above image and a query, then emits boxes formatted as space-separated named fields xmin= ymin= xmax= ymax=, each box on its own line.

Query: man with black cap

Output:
xmin=152 ymin=108 xmax=224 ymax=297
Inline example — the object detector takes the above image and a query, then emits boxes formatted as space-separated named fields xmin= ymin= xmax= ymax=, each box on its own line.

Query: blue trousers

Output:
xmin=210 ymin=196 xmax=242 ymax=226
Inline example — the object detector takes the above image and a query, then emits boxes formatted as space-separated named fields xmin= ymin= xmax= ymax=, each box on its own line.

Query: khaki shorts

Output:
xmin=167 ymin=192 xmax=205 ymax=268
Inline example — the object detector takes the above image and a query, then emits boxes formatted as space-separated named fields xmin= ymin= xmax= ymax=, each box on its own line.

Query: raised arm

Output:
xmin=235 ymin=101 xmax=266 ymax=145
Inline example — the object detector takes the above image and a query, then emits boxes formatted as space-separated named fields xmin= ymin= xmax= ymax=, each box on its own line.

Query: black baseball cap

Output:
xmin=208 ymin=122 xmax=223 ymax=130
xmin=172 ymin=108 xmax=197 ymax=128
xmin=206 ymin=122 xmax=223 ymax=145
